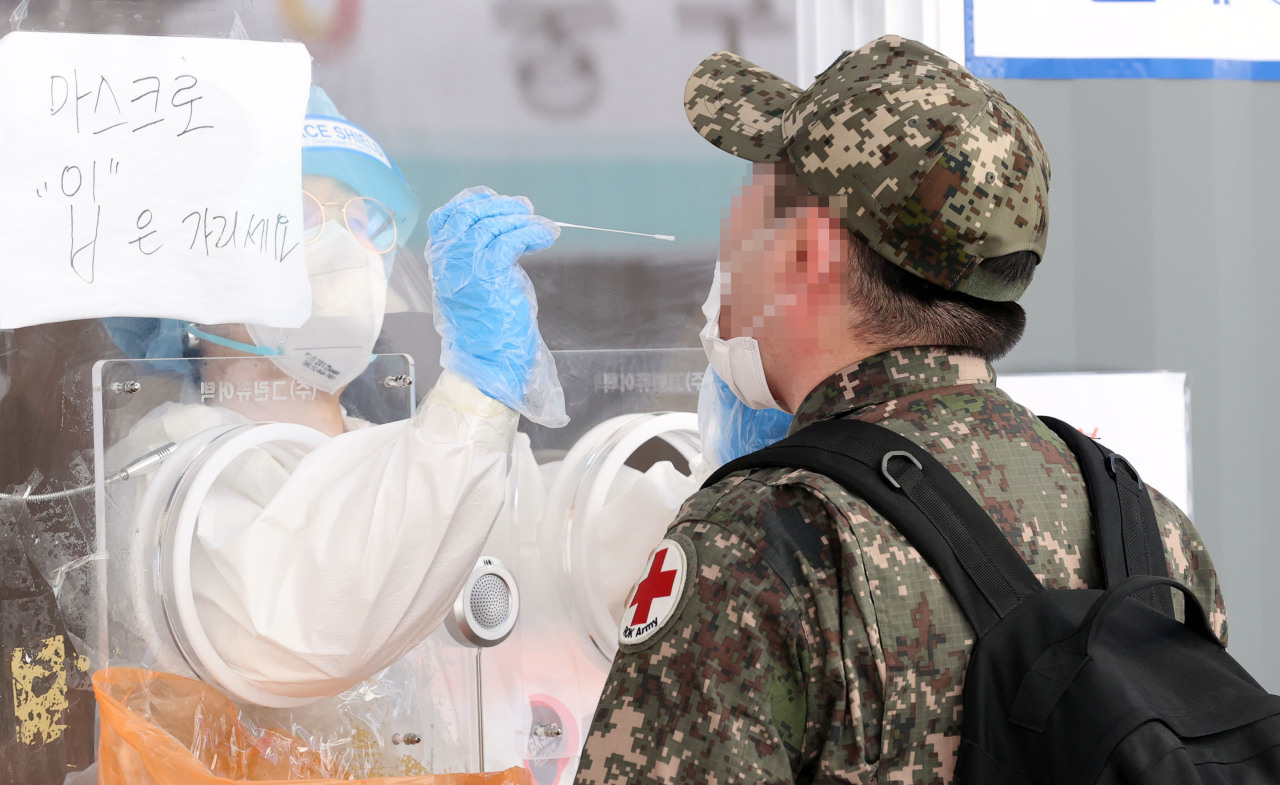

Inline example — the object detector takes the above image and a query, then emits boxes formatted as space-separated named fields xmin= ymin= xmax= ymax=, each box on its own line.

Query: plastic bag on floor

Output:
xmin=93 ymin=668 xmax=530 ymax=785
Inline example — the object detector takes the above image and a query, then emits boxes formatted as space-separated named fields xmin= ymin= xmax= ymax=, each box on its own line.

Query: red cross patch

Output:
xmin=619 ymin=539 xmax=687 ymax=646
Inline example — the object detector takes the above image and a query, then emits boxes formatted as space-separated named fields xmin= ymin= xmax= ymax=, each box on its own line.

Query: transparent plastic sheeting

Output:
xmin=1 ymin=321 xmax=109 ymax=783
xmin=0 ymin=329 xmax=10 ymax=408
xmin=2 ymin=327 xmax=440 ymax=784
xmin=93 ymin=668 xmax=530 ymax=784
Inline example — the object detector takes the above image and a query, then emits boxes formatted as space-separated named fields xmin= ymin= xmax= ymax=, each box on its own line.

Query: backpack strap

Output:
xmin=1038 ymin=417 xmax=1175 ymax=616
xmin=703 ymin=418 xmax=1043 ymax=638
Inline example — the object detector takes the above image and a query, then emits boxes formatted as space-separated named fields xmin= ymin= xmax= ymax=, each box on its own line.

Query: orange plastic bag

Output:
xmin=93 ymin=668 xmax=531 ymax=785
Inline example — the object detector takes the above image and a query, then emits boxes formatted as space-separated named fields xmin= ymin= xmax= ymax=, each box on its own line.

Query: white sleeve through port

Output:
xmin=191 ymin=369 xmax=518 ymax=698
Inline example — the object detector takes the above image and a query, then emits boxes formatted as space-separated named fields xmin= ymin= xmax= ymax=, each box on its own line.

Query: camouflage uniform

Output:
xmin=577 ymin=35 xmax=1224 ymax=785
xmin=575 ymin=347 xmax=1225 ymax=784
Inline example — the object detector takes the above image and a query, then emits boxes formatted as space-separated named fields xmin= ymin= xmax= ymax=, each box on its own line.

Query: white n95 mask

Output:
xmin=698 ymin=265 xmax=784 ymax=411
xmin=247 ymin=222 xmax=388 ymax=394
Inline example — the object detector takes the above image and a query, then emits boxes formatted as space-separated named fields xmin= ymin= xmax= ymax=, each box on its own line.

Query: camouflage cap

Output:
xmin=685 ymin=35 xmax=1050 ymax=302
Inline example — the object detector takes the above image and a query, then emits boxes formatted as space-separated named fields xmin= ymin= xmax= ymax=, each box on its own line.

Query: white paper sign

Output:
xmin=0 ymin=32 xmax=313 ymax=329
xmin=1000 ymin=371 xmax=1192 ymax=514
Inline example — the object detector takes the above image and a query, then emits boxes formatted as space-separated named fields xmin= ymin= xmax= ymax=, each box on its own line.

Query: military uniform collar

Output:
xmin=789 ymin=347 xmax=996 ymax=433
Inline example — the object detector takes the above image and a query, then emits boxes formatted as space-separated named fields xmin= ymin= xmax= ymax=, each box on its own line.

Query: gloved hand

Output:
xmin=426 ymin=187 xmax=567 ymax=427
xmin=698 ymin=365 xmax=793 ymax=469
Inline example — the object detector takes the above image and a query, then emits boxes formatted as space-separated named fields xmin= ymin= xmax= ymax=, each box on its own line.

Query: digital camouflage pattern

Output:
xmin=575 ymin=347 xmax=1226 ymax=785
xmin=684 ymin=36 xmax=1050 ymax=302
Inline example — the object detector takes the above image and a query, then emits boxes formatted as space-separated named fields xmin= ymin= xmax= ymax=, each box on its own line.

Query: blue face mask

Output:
xmin=698 ymin=365 xmax=794 ymax=468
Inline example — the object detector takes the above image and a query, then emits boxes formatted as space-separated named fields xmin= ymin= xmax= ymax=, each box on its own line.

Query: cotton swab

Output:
xmin=553 ymin=221 xmax=675 ymax=242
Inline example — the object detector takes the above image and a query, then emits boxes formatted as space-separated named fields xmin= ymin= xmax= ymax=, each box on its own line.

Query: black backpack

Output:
xmin=703 ymin=416 xmax=1280 ymax=784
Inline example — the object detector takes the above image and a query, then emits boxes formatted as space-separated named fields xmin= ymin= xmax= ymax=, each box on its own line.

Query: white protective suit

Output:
xmin=107 ymin=369 xmax=515 ymax=699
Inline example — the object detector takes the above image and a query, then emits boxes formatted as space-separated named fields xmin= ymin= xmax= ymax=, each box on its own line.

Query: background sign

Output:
xmin=1001 ymin=372 xmax=1192 ymax=513
xmin=0 ymin=32 xmax=312 ymax=329
xmin=967 ymin=0 xmax=1280 ymax=80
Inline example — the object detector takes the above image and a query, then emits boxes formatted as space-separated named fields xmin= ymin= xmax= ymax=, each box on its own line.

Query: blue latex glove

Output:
xmin=426 ymin=187 xmax=567 ymax=427
xmin=698 ymin=366 xmax=794 ymax=468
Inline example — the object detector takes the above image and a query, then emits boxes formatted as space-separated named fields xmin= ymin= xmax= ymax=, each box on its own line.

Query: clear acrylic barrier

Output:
xmin=93 ymin=353 xmax=415 ymax=686
xmin=521 ymin=348 xmax=705 ymax=460
xmin=486 ymin=348 xmax=704 ymax=783
xmin=87 ymin=354 xmax=486 ymax=777
xmin=93 ymin=353 xmax=415 ymax=467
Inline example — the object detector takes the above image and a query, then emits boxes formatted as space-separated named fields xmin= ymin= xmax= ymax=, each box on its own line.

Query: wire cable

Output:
xmin=0 ymin=442 xmax=178 ymax=503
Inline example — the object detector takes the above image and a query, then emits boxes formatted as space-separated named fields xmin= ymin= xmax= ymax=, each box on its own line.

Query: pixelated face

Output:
xmin=718 ymin=163 xmax=796 ymax=341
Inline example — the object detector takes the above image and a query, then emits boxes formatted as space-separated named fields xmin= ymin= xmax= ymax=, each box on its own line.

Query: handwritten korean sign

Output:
xmin=0 ymin=32 xmax=313 ymax=329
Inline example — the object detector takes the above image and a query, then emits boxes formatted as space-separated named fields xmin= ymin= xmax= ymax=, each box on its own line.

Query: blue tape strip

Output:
xmin=965 ymin=0 xmax=976 ymax=65
xmin=966 ymin=56 xmax=1280 ymax=81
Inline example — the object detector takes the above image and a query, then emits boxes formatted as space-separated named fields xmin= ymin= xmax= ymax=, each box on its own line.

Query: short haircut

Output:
xmin=847 ymin=235 xmax=1036 ymax=361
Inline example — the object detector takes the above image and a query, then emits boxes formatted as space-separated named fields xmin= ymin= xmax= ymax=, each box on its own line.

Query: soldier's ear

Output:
xmin=787 ymin=203 xmax=846 ymax=291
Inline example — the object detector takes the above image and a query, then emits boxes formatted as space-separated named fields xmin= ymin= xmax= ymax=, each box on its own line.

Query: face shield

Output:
xmin=170 ymin=86 xmax=429 ymax=397
xmin=102 ymin=83 xmax=434 ymax=407
xmin=295 ymin=85 xmax=436 ymax=381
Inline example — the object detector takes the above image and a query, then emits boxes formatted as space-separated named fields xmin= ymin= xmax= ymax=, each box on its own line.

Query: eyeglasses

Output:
xmin=301 ymin=190 xmax=398 ymax=254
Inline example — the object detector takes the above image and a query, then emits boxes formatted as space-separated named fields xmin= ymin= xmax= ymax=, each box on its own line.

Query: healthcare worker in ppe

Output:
xmin=102 ymin=86 xmax=566 ymax=704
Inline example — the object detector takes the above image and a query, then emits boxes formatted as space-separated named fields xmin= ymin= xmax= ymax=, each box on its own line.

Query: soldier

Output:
xmin=575 ymin=36 xmax=1227 ymax=784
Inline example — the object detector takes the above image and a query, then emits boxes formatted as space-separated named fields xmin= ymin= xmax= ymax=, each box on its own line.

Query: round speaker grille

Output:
xmin=470 ymin=573 xmax=511 ymax=629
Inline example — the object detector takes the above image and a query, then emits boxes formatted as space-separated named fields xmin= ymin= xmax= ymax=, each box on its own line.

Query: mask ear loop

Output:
xmin=185 ymin=324 xmax=283 ymax=357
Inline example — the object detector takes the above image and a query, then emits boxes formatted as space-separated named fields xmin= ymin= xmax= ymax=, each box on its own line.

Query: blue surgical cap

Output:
xmin=101 ymin=317 xmax=190 ymax=371
xmin=302 ymin=86 xmax=421 ymax=242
